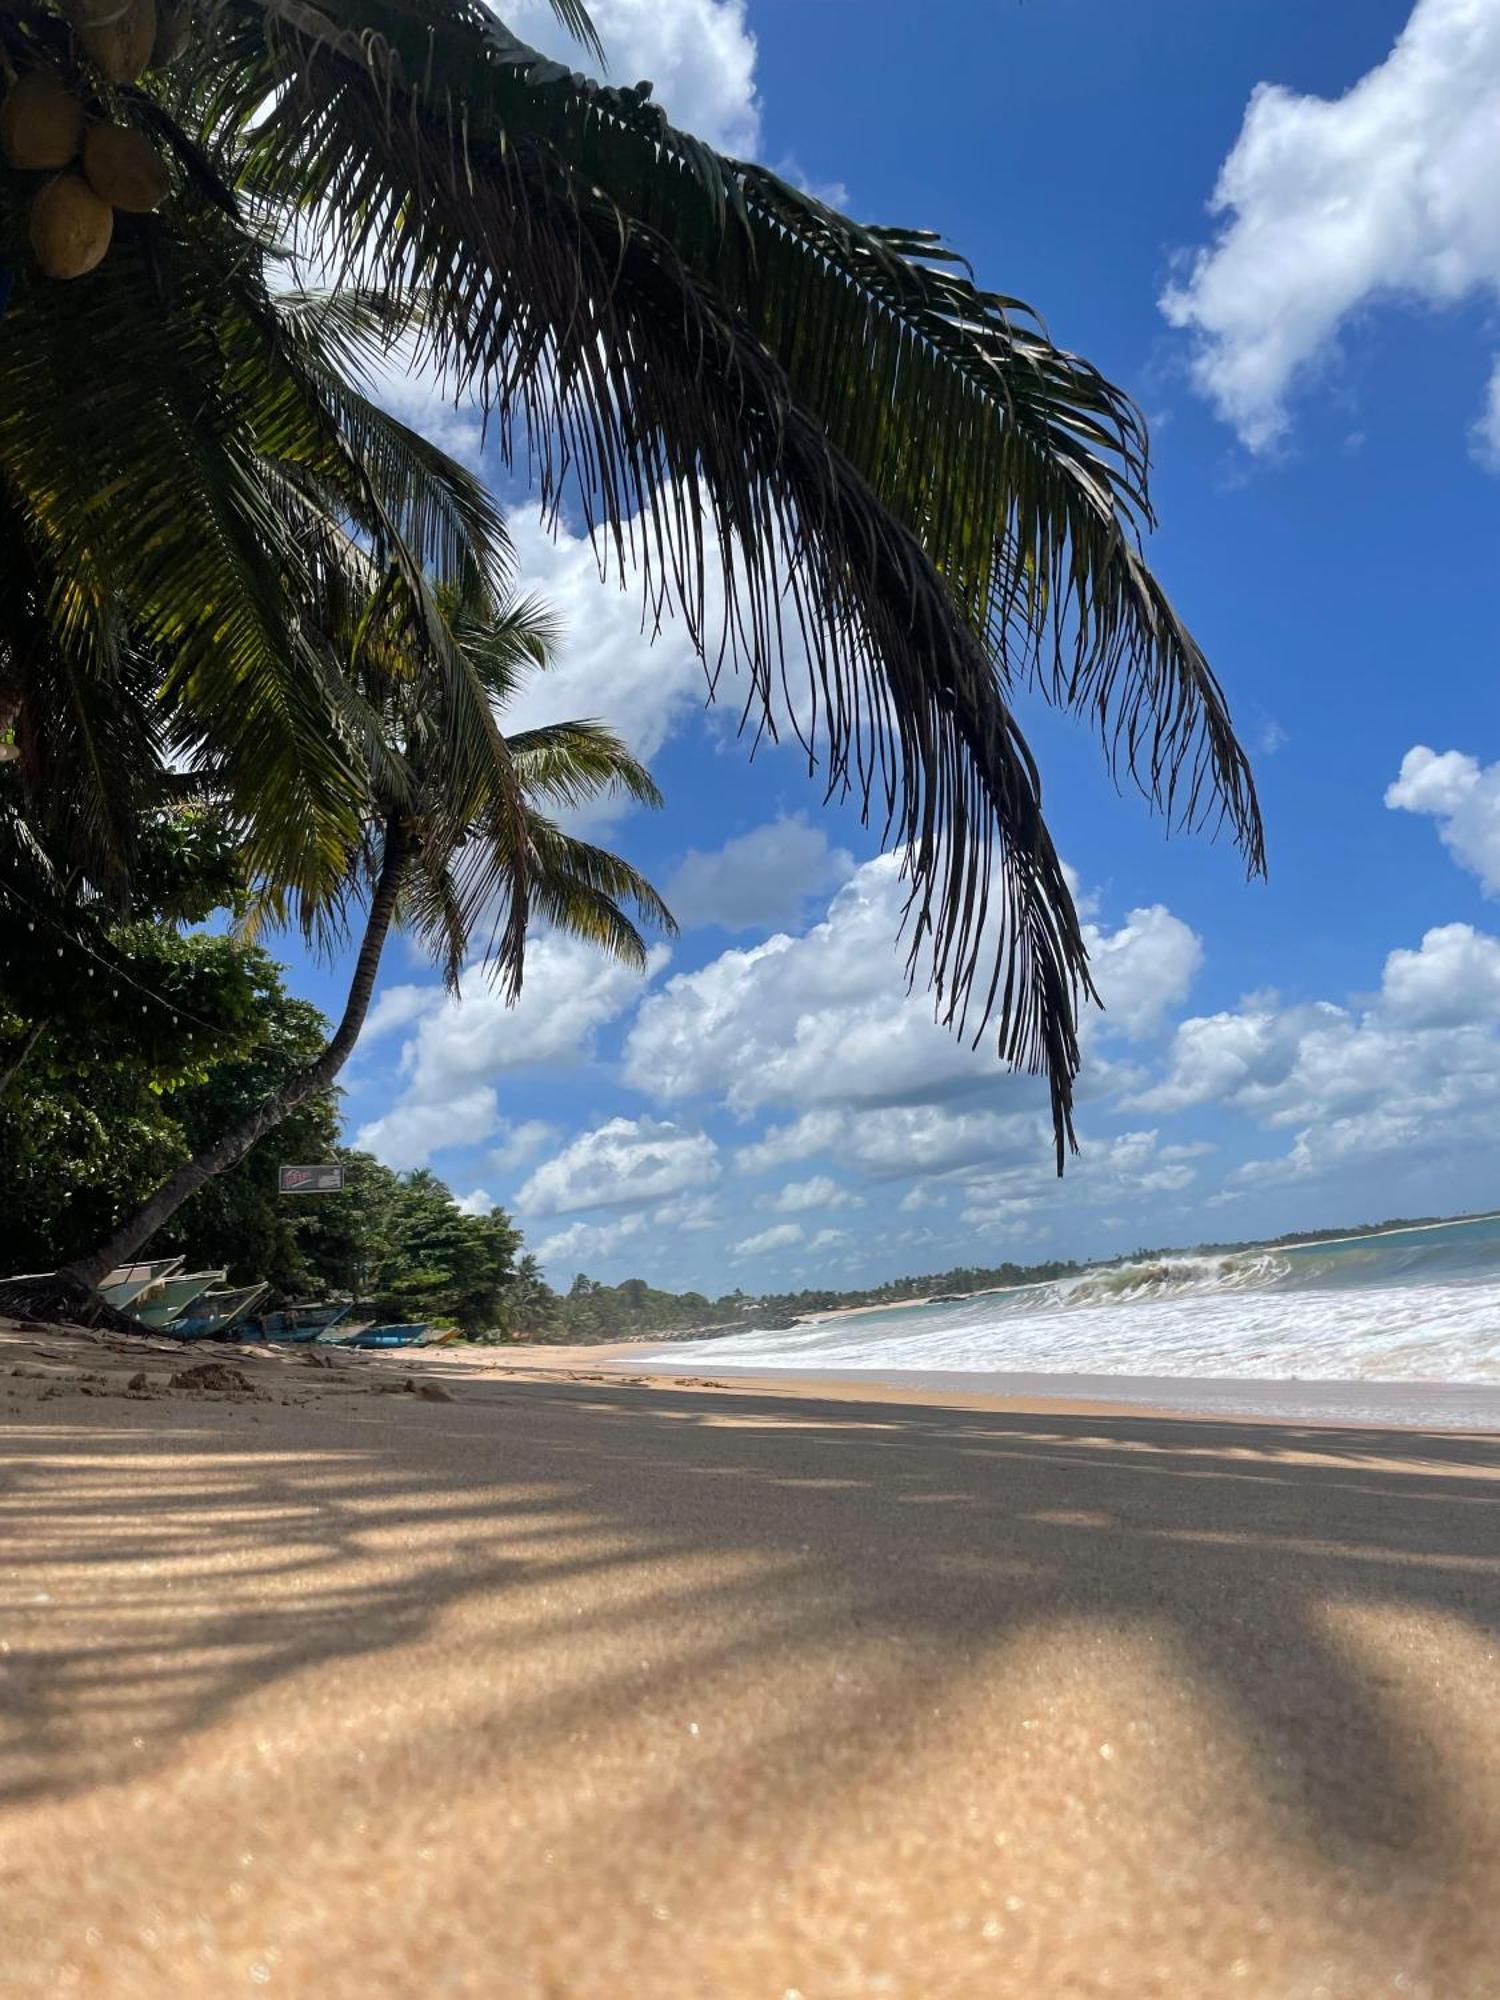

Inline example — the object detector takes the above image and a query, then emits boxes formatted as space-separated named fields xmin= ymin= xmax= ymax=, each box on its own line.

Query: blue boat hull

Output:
xmin=244 ymin=1305 xmax=354 ymax=1344
xmin=334 ymin=1324 xmax=429 ymax=1350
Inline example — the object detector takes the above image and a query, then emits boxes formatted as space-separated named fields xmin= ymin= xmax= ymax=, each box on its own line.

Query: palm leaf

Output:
xmin=193 ymin=0 xmax=1261 ymax=1157
xmin=509 ymin=719 xmax=664 ymax=813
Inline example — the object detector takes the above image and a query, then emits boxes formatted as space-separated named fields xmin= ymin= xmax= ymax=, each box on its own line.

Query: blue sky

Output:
xmin=288 ymin=0 xmax=1500 ymax=1291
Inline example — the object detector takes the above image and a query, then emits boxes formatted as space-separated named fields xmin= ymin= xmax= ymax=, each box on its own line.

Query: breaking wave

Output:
xmin=651 ymin=1215 xmax=1500 ymax=1389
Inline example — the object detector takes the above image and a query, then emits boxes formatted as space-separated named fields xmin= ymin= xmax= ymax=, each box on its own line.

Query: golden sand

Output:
xmin=3 ymin=1321 xmax=1499 ymax=1996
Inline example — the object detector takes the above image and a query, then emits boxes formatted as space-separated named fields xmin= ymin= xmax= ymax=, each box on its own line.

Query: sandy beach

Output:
xmin=5 ymin=1320 xmax=1500 ymax=1996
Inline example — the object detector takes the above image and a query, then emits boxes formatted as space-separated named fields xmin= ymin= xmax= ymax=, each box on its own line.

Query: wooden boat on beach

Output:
xmin=243 ymin=1301 xmax=355 ymax=1344
xmin=129 ymin=1270 xmax=227 ymax=1330
xmin=164 ymin=1281 xmax=271 ymax=1341
xmin=98 ymin=1258 xmax=185 ymax=1311
xmin=334 ymin=1322 xmax=430 ymax=1350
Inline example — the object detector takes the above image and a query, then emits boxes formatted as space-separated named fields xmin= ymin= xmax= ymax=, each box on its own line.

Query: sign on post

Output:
xmin=278 ymin=1164 xmax=346 ymax=1195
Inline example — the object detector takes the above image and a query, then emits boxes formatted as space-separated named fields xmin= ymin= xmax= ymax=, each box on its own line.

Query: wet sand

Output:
xmin=4 ymin=1320 xmax=1500 ymax=1996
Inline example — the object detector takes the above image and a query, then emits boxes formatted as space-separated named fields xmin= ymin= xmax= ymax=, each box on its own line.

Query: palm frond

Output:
xmin=509 ymin=719 xmax=663 ymax=813
xmin=450 ymin=592 xmax=561 ymax=698
xmin=528 ymin=0 xmax=604 ymax=67
xmin=381 ymin=592 xmax=673 ymax=987
xmin=517 ymin=813 xmax=676 ymax=969
xmin=268 ymin=286 xmax=514 ymax=596
xmin=0 ymin=186 xmax=379 ymax=901
xmin=198 ymin=0 xmax=1262 ymax=1155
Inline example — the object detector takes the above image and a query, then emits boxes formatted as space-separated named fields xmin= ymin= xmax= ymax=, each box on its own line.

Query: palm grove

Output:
xmin=0 ymin=0 xmax=1261 ymax=1332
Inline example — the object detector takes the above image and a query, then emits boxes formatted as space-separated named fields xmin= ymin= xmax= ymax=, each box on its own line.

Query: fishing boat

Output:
xmin=165 ymin=1281 xmax=271 ymax=1342
xmin=242 ymin=1301 xmax=354 ymax=1344
xmin=335 ymin=1322 xmax=430 ymax=1350
xmin=97 ymin=1257 xmax=185 ymax=1311
xmin=129 ymin=1270 xmax=227 ymax=1331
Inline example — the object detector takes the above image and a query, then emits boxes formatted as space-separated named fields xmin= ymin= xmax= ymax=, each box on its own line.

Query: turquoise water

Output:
xmin=644 ymin=1214 xmax=1500 ymax=1423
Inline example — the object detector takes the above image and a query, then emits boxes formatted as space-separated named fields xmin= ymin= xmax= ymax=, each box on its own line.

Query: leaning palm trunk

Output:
xmin=60 ymin=606 xmax=673 ymax=1297
xmin=61 ymin=821 xmax=411 ymax=1293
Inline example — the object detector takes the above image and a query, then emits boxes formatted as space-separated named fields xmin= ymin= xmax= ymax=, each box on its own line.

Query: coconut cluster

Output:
xmin=1 ymin=0 xmax=190 ymax=280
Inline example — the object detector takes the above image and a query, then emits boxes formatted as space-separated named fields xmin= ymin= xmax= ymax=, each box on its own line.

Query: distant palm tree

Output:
xmin=61 ymin=595 xmax=673 ymax=1288
xmin=2 ymin=0 xmax=1262 ymax=1176
xmin=503 ymin=1252 xmax=556 ymax=1337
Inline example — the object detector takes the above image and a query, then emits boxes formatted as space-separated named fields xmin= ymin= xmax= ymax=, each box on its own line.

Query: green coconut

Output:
xmin=150 ymin=0 xmax=192 ymax=67
xmin=30 ymin=172 xmax=114 ymax=279
xmin=83 ymin=122 xmax=168 ymax=212
xmin=1 ymin=72 xmax=86 ymax=171
xmin=66 ymin=0 xmax=158 ymax=86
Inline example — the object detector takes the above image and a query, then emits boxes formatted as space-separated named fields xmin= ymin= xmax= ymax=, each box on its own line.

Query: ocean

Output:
xmin=636 ymin=1213 xmax=1500 ymax=1428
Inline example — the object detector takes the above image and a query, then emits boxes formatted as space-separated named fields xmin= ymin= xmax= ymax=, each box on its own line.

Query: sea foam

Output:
xmin=641 ymin=1216 xmax=1500 ymax=1420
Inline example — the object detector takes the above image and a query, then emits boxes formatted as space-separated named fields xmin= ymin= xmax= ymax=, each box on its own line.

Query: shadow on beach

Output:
xmin=4 ymin=1372 xmax=1500 ymax=1986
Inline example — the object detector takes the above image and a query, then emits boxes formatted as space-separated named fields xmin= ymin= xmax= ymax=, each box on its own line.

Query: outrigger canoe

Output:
xmin=129 ymin=1270 xmax=227 ymax=1330
xmin=242 ymin=1301 xmax=355 ymax=1344
xmin=98 ymin=1258 xmax=185 ymax=1312
xmin=333 ymin=1323 xmax=430 ymax=1350
xmin=164 ymin=1282 xmax=271 ymax=1342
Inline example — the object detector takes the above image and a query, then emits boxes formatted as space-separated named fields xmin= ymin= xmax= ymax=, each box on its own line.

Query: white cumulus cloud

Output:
xmin=807 ymin=1227 xmax=848 ymax=1252
xmin=1132 ymin=918 xmax=1500 ymax=1187
xmin=1162 ymin=0 xmax=1500 ymax=454
xmin=356 ymin=1087 xmax=503 ymax=1173
xmin=732 ymin=1221 xmax=803 ymax=1259
xmin=626 ymin=853 xmax=1199 ymax=1120
xmin=485 ymin=1119 xmax=560 ymax=1173
xmin=1386 ymin=744 xmax=1500 ymax=893
xmin=499 ymin=504 xmax=717 ymax=784
xmin=663 ymin=815 xmax=855 ymax=933
xmin=516 ymin=1115 xmax=719 ymax=1216
xmin=357 ymin=936 xmax=667 ymax=1168
xmin=501 ymin=0 xmax=761 ymax=154
xmin=533 ymin=1213 xmax=649 ymax=1269
xmin=762 ymin=1174 xmax=861 ymax=1215
xmin=1088 ymin=903 xmax=1205 ymax=1037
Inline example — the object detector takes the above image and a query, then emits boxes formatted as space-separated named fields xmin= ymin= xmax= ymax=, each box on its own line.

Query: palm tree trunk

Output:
xmin=60 ymin=820 xmax=411 ymax=1294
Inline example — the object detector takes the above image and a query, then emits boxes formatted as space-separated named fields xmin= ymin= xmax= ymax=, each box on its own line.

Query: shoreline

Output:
xmin=10 ymin=1321 xmax=1495 ymax=1435
xmin=463 ymin=1341 xmax=1500 ymax=1434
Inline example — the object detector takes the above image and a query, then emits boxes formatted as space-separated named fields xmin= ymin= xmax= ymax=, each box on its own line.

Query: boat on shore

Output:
xmin=242 ymin=1301 xmax=355 ymax=1344
xmin=332 ymin=1322 xmax=431 ymax=1350
xmin=98 ymin=1258 xmax=185 ymax=1312
xmin=129 ymin=1270 xmax=227 ymax=1330
xmin=162 ymin=1282 xmax=271 ymax=1341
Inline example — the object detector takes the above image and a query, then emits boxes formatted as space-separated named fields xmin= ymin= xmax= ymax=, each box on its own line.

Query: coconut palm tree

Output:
xmin=0 ymin=213 xmax=516 ymax=915
xmin=2 ymin=0 xmax=1263 ymax=1176
xmin=0 ymin=264 xmax=531 ymax=1177
xmin=60 ymin=590 xmax=674 ymax=1288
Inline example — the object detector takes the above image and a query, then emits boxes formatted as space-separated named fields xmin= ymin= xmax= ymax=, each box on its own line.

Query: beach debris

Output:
xmin=30 ymin=173 xmax=113 ymax=279
xmin=1 ymin=73 xmax=85 ymax=171
xmin=66 ymin=0 xmax=158 ymax=85
xmin=386 ymin=1375 xmax=456 ymax=1402
xmin=83 ymin=123 xmax=169 ymax=212
xmin=167 ymin=1360 xmax=255 ymax=1395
